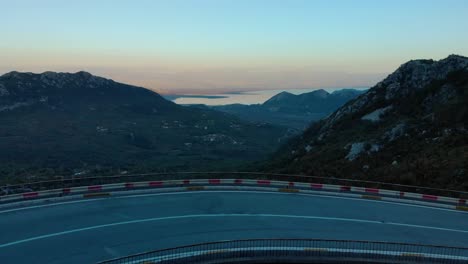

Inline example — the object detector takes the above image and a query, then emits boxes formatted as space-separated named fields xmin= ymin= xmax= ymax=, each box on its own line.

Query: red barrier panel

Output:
xmin=88 ymin=186 xmax=102 ymax=191
xmin=257 ymin=180 xmax=271 ymax=185
xmin=234 ymin=179 xmax=243 ymax=184
xmin=209 ymin=179 xmax=221 ymax=184
xmin=149 ymin=181 xmax=163 ymax=187
xmin=125 ymin=183 xmax=134 ymax=188
xmin=183 ymin=180 xmax=190 ymax=185
xmin=62 ymin=188 xmax=71 ymax=194
xmin=422 ymin=194 xmax=438 ymax=201
xmin=310 ymin=183 xmax=323 ymax=189
xmin=288 ymin=182 xmax=295 ymax=187
xmin=400 ymin=192 xmax=405 ymax=197
xmin=365 ymin=188 xmax=379 ymax=194
xmin=340 ymin=186 xmax=351 ymax=191
xmin=459 ymin=199 xmax=466 ymax=205
xmin=23 ymin=192 xmax=38 ymax=199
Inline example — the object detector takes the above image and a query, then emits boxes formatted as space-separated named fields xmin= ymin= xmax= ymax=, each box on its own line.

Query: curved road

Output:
xmin=0 ymin=190 xmax=467 ymax=263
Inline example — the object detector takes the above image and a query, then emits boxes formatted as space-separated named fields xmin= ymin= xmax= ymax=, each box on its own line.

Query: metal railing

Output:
xmin=97 ymin=239 xmax=468 ymax=264
xmin=1 ymin=171 xmax=468 ymax=198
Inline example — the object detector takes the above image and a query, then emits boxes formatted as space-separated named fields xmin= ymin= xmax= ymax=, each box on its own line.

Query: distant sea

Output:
xmin=166 ymin=87 xmax=368 ymax=106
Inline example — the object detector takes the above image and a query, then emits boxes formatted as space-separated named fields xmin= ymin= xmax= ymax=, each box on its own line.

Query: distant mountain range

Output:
xmin=3 ymin=55 xmax=466 ymax=190
xmin=0 ymin=71 xmax=289 ymax=180
xmin=205 ymin=89 xmax=365 ymax=129
xmin=263 ymin=55 xmax=468 ymax=190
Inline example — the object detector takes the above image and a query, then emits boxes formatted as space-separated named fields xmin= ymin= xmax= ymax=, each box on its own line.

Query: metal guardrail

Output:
xmin=97 ymin=239 xmax=468 ymax=264
xmin=2 ymin=172 xmax=468 ymax=198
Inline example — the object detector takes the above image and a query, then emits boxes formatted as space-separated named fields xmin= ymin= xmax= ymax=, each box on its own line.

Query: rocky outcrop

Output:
xmin=321 ymin=55 xmax=468 ymax=132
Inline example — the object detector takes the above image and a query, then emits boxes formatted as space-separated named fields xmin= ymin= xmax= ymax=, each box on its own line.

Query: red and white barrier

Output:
xmin=1 ymin=179 xmax=467 ymax=212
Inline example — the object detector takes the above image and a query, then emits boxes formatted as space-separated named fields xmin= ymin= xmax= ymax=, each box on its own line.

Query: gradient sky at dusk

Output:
xmin=2 ymin=0 xmax=468 ymax=94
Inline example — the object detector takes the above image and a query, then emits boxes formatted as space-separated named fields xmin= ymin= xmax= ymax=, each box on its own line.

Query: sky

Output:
xmin=1 ymin=0 xmax=468 ymax=94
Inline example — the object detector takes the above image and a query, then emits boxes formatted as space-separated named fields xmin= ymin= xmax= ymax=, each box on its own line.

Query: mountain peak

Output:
xmin=0 ymin=70 xmax=170 ymax=111
xmin=263 ymin=91 xmax=296 ymax=105
xmin=74 ymin=71 xmax=93 ymax=78
xmin=0 ymin=70 xmax=117 ymax=92
xmin=445 ymin=54 xmax=468 ymax=61
xmin=275 ymin=91 xmax=294 ymax=97
xmin=1 ymin=71 xmax=33 ymax=79
xmin=375 ymin=54 xmax=468 ymax=101
xmin=332 ymin=88 xmax=366 ymax=97
xmin=309 ymin=89 xmax=329 ymax=98
xmin=40 ymin=70 xmax=101 ymax=80
xmin=322 ymin=55 xmax=468 ymax=130
xmin=2 ymin=70 xmax=100 ymax=80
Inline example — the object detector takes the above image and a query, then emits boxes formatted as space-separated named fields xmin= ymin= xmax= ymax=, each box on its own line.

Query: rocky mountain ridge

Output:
xmin=263 ymin=55 xmax=468 ymax=190
xmin=210 ymin=88 xmax=365 ymax=129
xmin=321 ymin=55 xmax=468 ymax=132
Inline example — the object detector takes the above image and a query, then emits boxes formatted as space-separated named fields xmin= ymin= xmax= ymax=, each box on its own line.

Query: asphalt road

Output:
xmin=0 ymin=190 xmax=467 ymax=263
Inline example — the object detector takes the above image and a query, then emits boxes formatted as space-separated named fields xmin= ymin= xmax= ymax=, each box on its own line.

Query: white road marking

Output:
xmin=0 ymin=213 xmax=467 ymax=249
xmin=387 ymin=222 xmax=468 ymax=233
xmin=1 ymin=190 xmax=465 ymax=215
